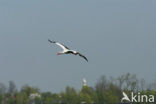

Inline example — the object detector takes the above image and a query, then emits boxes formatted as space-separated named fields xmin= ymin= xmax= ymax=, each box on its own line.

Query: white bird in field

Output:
xmin=48 ymin=39 xmax=88 ymax=62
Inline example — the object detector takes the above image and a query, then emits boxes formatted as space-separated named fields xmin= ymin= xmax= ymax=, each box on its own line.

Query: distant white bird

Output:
xmin=48 ymin=39 xmax=88 ymax=62
xmin=121 ymin=92 xmax=131 ymax=102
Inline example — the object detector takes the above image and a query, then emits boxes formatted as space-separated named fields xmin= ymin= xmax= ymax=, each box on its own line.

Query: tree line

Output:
xmin=0 ymin=73 xmax=156 ymax=104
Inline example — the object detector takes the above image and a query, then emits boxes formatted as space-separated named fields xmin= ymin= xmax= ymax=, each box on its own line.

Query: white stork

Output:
xmin=48 ymin=39 xmax=88 ymax=62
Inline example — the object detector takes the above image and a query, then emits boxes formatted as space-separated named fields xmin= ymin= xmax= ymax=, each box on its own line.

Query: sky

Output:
xmin=0 ymin=0 xmax=156 ymax=92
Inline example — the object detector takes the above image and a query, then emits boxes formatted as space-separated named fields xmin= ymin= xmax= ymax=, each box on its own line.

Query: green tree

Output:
xmin=61 ymin=86 xmax=79 ymax=104
xmin=21 ymin=85 xmax=39 ymax=96
xmin=16 ymin=92 xmax=29 ymax=104
xmin=80 ymin=86 xmax=98 ymax=104
xmin=0 ymin=94 xmax=2 ymax=104
xmin=41 ymin=92 xmax=54 ymax=104
xmin=0 ymin=83 xmax=6 ymax=95
xmin=8 ymin=81 xmax=17 ymax=94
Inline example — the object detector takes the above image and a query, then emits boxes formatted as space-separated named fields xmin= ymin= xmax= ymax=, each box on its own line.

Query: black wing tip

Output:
xmin=48 ymin=39 xmax=56 ymax=43
xmin=78 ymin=52 xmax=88 ymax=62
xmin=83 ymin=58 xmax=88 ymax=62
xmin=86 ymin=59 xmax=88 ymax=62
xmin=84 ymin=56 xmax=88 ymax=62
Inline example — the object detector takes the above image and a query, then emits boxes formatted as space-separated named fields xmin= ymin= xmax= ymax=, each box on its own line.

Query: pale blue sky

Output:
xmin=0 ymin=0 xmax=156 ymax=92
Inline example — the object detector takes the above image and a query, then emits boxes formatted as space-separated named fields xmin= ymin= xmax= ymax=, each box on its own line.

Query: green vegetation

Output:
xmin=0 ymin=73 xmax=155 ymax=104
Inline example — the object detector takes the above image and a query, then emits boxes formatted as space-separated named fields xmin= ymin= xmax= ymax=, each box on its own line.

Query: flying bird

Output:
xmin=48 ymin=39 xmax=88 ymax=62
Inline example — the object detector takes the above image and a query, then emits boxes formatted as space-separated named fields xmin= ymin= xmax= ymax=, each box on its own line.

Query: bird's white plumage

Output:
xmin=55 ymin=42 xmax=68 ymax=51
xmin=48 ymin=39 xmax=88 ymax=62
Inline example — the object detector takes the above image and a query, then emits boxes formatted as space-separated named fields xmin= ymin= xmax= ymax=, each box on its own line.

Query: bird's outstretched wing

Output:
xmin=77 ymin=52 xmax=88 ymax=62
xmin=48 ymin=39 xmax=70 ymax=50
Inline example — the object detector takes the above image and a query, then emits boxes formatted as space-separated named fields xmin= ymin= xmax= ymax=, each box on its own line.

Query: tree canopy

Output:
xmin=0 ymin=73 xmax=155 ymax=104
